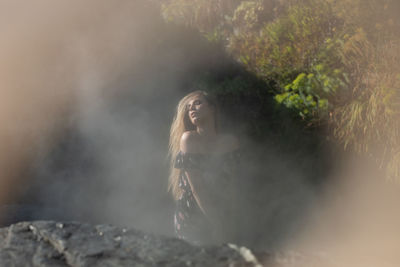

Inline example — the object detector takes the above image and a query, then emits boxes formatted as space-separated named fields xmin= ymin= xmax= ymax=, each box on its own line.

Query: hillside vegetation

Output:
xmin=160 ymin=0 xmax=400 ymax=180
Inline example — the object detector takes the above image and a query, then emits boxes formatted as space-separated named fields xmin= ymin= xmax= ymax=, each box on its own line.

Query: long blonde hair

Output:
xmin=168 ymin=90 xmax=217 ymax=200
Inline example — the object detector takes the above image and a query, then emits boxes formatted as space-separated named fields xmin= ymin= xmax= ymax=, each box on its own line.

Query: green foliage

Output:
xmin=229 ymin=0 xmax=352 ymax=119
xmin=161 ymin=0 xmax=240 ymax=40
xmin=276 ymin=72 xmax=326 ymax=118
xmin=160 ymin=0 xmax=400 ymax=180
xmin=231 ymin=0 xmax=264 ymax=31
xmin=271 ymin=27 xmax=351 ymax=118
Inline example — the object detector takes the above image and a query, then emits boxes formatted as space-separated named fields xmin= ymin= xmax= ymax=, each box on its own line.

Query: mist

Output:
xmin=0 ymin=0 xmax=250 ymax=237
xmin=0 ymin=0 xmax=188 ymax=233
xmin=1 ymin=1 xmax=400 ymax=265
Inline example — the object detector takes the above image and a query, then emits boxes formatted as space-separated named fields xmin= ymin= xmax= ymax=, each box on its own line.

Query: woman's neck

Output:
xmin=196 ymin=120 xmax=217 ymax=140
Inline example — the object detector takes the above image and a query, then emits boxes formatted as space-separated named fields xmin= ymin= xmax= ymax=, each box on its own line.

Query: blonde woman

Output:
xmin=168 ymin=90 xmax=240 ymax=245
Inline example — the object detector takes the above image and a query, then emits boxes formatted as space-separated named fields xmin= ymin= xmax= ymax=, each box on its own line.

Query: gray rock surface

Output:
xmin=0 ymin=221 xmax=262 ymax=267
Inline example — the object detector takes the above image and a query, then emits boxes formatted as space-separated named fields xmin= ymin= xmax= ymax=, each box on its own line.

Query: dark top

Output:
xmin=173 ymin=149 xmax=241 ymax=245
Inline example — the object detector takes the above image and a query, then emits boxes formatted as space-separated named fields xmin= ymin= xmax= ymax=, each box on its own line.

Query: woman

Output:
xmin=168 ymin=90 xmax=240 ymax=245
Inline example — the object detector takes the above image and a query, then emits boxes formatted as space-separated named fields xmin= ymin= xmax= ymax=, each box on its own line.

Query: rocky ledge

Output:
xmin=0 ymin=221 xmax=265 ymax=267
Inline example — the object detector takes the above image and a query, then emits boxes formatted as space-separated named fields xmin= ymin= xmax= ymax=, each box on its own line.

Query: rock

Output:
xmin=0 ymin=221 xmax=261 ymax=267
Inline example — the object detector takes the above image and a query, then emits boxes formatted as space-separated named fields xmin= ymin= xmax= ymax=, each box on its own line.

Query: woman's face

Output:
xmin=186 ymin=95 xmax=214 ymax=126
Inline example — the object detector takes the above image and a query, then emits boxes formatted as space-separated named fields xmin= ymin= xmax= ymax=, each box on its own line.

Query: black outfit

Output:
xmin=173 ymin=149 xmax=241 ymax=245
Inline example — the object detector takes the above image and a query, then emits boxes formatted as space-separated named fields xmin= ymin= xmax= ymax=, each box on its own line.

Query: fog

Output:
xmin=1 ymin=1 xmax=400 ymax=265
xmin=0 ymin=0 xmax=246 ymax=237
xmin=0 ymin=0 xmax=182 ymax=233
xmin=0 ymin=0 xmax=321 ymax=245
xmin=282 ymin=153 xmax=400 ymax=266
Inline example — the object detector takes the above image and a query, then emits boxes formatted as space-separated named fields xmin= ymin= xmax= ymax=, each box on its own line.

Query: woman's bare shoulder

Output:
xmin=180 ymin=131 xmax=200 ymax=153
